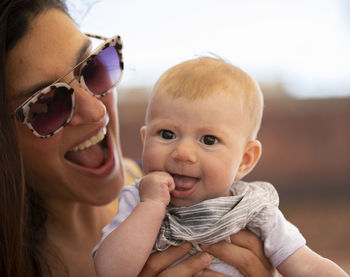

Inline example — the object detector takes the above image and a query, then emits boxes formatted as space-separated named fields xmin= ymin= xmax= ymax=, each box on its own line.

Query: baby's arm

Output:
xmin=94 ymin=171 xmax=175 ymax=277
xmin=277 ymin=245 xmax=349 ymax=277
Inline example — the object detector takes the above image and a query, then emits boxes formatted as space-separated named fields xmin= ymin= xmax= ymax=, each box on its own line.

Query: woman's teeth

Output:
xmin=71 ymin=127 xmax=106 ymax=152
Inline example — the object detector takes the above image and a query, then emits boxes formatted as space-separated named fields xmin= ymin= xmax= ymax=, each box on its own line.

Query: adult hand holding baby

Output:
xmin=139 ymin=232 xmax=274 ymax=277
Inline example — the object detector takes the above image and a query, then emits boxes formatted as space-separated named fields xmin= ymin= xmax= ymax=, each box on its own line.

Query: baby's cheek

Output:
xmin=204 ymin=163 xmax=235 ymax=190
xmin=143 ymin=144 xmax=167 ymax=173
xmin=142 ymin=148 xmax=157 ymax=173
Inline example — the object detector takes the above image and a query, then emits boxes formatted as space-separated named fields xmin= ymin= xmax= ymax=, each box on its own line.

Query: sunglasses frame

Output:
xmin=13 ymin=34 xmax=123 ymax=138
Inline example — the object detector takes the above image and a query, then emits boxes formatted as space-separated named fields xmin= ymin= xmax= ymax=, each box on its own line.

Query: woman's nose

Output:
xmin=171 ymin=141 xmax=198 ymax=164
xmin=69 ymin=86 xmax=107 ymax=126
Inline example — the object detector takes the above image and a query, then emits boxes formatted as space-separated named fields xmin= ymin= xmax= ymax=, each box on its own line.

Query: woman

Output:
xmin=0 ymin=0 xmax=273 ymax=276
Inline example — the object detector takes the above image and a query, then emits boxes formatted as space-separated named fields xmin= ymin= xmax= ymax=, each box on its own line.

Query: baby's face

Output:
xmin=141 ymin=92 xmax=251 ymax=207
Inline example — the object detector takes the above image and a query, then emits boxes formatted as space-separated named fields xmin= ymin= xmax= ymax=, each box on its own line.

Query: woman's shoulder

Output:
xmin=103 ymin=158 xmax=143 ymax=218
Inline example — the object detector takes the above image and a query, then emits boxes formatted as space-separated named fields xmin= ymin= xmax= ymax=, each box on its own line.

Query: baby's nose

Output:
xmin=171 ymin=141 xmax=198 ymax=164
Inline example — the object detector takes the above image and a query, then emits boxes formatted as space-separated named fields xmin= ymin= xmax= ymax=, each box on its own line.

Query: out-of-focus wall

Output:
xmin=248 ymin=95 xmax=350 ymax=196
xmin=117 ymin=86 xmax=350 ymax=273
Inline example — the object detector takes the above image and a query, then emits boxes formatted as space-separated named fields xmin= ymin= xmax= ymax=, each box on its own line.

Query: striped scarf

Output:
xmin=155 ymin=181 xmax=279 ymax=253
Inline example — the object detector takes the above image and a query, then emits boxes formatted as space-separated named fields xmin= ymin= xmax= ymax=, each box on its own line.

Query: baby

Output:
xmin=93 ymin=57 xmax=348 ymax=276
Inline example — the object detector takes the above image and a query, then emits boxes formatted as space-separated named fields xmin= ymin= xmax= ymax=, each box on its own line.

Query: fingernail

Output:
xmin=200 ymin=252 xmax=211 ymax=265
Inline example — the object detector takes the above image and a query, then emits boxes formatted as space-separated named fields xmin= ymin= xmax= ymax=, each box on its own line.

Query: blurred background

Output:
xmin=69 ymin=0 xmax=350 ymax=272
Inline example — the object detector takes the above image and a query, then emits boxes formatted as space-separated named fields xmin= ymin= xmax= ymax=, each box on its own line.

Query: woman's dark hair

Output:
xmin=0 ymin=1 xmax=68 ymax=276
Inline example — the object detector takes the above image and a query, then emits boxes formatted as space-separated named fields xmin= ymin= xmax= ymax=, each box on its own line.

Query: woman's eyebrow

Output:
xmin=14 ymin=38 xmax=92 ymax=101
xmin=75 ymin=38 xmax=92 ymax=65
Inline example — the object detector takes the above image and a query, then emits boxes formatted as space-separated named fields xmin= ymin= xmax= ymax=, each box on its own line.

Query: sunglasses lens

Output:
xmin=82 ymin=46 xmax=121 ymax=95
xmin=29 ymin=86 xmax=73 ymax=136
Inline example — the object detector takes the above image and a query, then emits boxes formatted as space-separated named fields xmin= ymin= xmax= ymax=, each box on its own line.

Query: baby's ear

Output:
xmin=236 ymin=140 xmax=262 ymax=180
xmin=140 ymin=126 xmax=147 ymax=144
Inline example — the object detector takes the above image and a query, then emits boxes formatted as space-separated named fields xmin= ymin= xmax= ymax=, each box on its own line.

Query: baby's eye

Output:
xmin=200 ymin=135 xmax=218 ymax=145
xmin=159 ymin=129 xmax=176 ymax=140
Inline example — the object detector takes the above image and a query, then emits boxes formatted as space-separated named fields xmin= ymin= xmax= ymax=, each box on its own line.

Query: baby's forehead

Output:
xmin=150 ymin=58 xmax=264 ymax=139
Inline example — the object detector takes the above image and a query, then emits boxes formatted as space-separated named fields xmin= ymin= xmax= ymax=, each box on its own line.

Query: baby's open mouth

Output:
xmin=171 ymin=174 xmax=200 ymax=190
xmin=170 ymin=174 xmax=200 ymax=201
xmin=64 ymin=127 xmax=108 ymax=168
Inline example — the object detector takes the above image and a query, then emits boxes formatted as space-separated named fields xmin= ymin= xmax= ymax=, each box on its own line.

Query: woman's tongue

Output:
xmin=65 ymin=144 xmax=104 ymax=168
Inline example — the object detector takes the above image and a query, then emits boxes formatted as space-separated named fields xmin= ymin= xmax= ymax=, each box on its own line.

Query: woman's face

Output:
xmin=5 ymin=9 xmax=125 ymax=205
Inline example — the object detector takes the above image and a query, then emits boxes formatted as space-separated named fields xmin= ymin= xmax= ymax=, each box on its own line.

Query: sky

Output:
xmin=68 ymin=0 xmax=350 ymax=98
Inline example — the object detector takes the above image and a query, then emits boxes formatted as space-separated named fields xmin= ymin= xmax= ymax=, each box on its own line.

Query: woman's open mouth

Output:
xmin=64 ymin=127 xmax=108 ymax=169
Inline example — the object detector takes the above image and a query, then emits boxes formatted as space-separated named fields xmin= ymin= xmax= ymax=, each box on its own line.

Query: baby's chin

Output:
xmin=170 ymin=199 xmax=195 ymax=207
xmin=169 ymin=196 xmax=203 ymax=207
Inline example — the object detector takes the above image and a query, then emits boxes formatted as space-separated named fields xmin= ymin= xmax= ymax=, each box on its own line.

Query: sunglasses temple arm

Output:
xmin=85 ymin=33 xmax=109 ymax=41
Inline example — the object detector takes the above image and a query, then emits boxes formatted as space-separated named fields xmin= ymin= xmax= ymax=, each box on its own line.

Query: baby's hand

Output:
xmin=139 ymin=171 xmax=175 ymax=207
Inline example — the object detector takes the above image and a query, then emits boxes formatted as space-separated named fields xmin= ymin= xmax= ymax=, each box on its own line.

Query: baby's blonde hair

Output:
xmin=151 ymin=57 xmax=264 ymax=140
